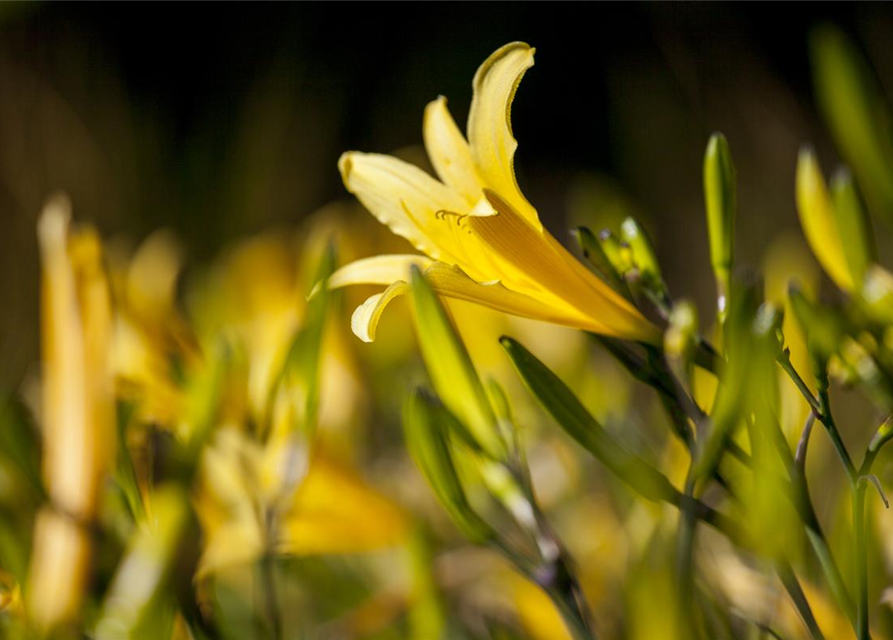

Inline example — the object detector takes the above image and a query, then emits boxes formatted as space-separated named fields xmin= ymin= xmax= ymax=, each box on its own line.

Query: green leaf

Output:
xmin=115 ymin=400 xmax=146 ymax=523
xmin=703 ymin=133 xmax=736 ymax=307
xmin=500 ymin=337 xmax=677 ymax=503
xmin=695 ymin=277 xmax=766 ymax=482
xmin=96 ymin=484 xmax=193 ymax=639
xmin=811 ymin=24 xmax=893 ymax=223
xmin=0 ymin=393 xmax=43 ymax=498
xmin=402 ymin=388 xmax=493 ymax=544
xmin=269 ymin=242 xmax=336 ymax=435
xmin=409 ymin=266 xmax=504 ymax=460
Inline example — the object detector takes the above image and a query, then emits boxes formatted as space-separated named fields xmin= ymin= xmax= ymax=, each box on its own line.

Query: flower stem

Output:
xmin=817 ymin=389 xmax=856 ymax=484
xmin=853 ymin=482 xmax=869 ymax=640
xmin=776 ymin=350 xmax=822 ymax=415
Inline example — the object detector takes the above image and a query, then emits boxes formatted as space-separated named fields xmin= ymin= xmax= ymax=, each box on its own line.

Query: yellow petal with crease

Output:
xmin=423 ymin=96 xmax=482 ymax=205
xmin=468 ymin=42 xmax=540 ymax=228
xmin=339 ymin=152 xmax=468 ymax=262
xmin=351 ymin=281 xmax=410 ymax=343
xmin=423 ymin=262 xmax=606 ymax=332
xmin=468 ymin=191 xmax=660 ymax=344
xmin=329 ymin=254 xmax=434 ymax=289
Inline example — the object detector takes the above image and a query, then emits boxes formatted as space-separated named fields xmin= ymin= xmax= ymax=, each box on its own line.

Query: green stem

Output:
xmin=853 ymin=483 xmax=869 ymax=640
xmin=676 ymin=472 xmax=699 ymax=637
xmin=775 ymin=400 xmax=856 ymax=627
xmin=817 ymin=389 xmax=856 ymax=484
xmin=777 ymin=351 xmax=822 ymax=415
xmin=260 ymin=550 xmax=282 ymax=640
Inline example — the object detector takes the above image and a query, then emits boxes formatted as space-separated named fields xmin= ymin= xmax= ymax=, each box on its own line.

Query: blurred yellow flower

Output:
xmin=196 ymin=428 xmax=408 ymax=578
xmin=330 ymin=42 xmax=659 ymax=345
xmin=27 ymin=195 xmax=116 ymax=630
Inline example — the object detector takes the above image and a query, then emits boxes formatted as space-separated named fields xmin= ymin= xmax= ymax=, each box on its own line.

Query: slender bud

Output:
xmin=664 ymin=300 xmax=698 ymax=361
xmin=620 ymin=217 xmax=664 ymax=284
xmin=862 ymin=265 xmax=893 ymax=324
xmin=597 ymin=230 xmax=635 ymax=277
xmin=703 ymin=133 xmax=736 ymax=315
xmin=572 ymin=226 xmax=626 ymax=293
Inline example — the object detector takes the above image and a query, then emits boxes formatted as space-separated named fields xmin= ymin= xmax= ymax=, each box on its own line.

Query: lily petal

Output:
xmin=796 ymin=149 xmax=854 ymax=291
xmin=424 ymin=97 xmax=483 ymax=206
xmin=351 ymin=281 xmax=410 ymax=343
xmin=339 ymin=152 xmax=467 ymax=263
xmin=329 ymin=254 xmax=434 ymax=289
xmin=423 ymin=262 xmax=605 ymax=331
xmin=468 ymin=191 xmax=660 ymax=343
xmin=467 ymin=42 xmax=540 ymax=229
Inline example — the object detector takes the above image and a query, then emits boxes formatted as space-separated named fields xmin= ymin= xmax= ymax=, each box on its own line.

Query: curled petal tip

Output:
xmin=338 ymin=152 xmax=356 ymax=182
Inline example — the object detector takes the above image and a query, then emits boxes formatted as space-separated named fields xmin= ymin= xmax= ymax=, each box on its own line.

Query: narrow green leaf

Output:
xmin=96 ymin=484 xmax=193 ymax=638
xmin=500 ymin=337 xmax=677 ymax=503
xmin=115 ymin=400 xmax=145 ymax=523
xmin=402 ymin=388 xmax=493 ymax=544
xmin=270 ymin=242 xmax=336 ymax=434
xmin=409 ymin=267 xmax=504 ymax=460
xmin=695 ymin=277 xmax=763 ymax=482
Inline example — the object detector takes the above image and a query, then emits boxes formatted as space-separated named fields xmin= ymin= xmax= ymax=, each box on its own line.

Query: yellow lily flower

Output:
xmin=331 ymin=42 xmax=660 ymax=345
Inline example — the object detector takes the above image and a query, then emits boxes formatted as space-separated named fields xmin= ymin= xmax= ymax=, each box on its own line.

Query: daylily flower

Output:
xmin=331 ymin=42 xmax=660 ymax=345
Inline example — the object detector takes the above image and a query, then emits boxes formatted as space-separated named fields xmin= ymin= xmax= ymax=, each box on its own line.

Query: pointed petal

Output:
xmin=328 ymin=254 xmax=434 ymax=289
xmin=467 ymin=42 xmax=540 ymax=228
xmin=350 ymin=281 xmax=410 ymax=342
xmin=468 ymin=191 xmax=660 ymax=343
xmin=339 ymin=152 xmax=467 ymax=263
xmin=424 ymin=97 xmax=483 ymax=205
xmin=796 ymin=149 xmax=854 ymax=291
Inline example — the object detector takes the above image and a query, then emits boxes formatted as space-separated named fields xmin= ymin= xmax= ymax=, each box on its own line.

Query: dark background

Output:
xmin=2 ymin=2 xmax=891 ymax=385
